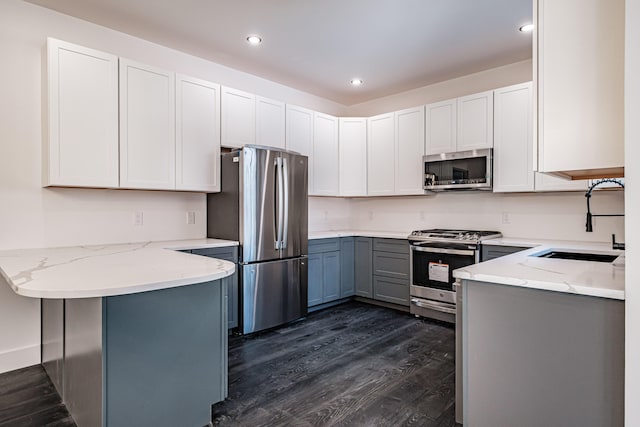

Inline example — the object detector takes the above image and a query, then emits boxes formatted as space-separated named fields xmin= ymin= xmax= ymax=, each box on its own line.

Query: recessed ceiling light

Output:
xmin=350 ymin=78 xmax=363 ymax=86
xmin=246 ymin=35 xmax=262 ymax=45
xmin=519 ymin=24 xmax=534 ymax=32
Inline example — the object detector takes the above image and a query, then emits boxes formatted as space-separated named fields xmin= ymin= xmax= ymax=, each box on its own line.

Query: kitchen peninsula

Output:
xmin=0 ymin=239 xmax=237 ymax=427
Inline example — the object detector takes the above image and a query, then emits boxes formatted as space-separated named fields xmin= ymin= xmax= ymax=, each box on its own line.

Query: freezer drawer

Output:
xmin=241 ymin=257 xmax=308 ymax=334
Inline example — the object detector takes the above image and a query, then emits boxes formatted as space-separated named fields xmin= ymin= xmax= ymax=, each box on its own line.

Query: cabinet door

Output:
xmin=373 ymin=276 xmax=410 ymax=306
xmin=322 ymin=251 xmax=341 ymax=303
xmin=312 ymin=112 xmax=339 ymax=196
xmin=340 ymin=238 xmax=355 ymax=298
xmin=221 ymin=86 xmax=255 ymax=149
xmin=367 ymin=113 xmax=395 ymax=196
xmin=307 ymin=253 xmax=323 ymax=307
xmin=286 ymin=105 xmax=314 ymax=193
xmin=175 ymin=75 xmax=221 ymax=192
xmin=457 ymin=90 xmax=494 ymax=151
xmin=395 ymin=106 xmax=425 ymax=195
xmin=338 ymin=118 xmax=368 ymax=196
xmin=537 ymin=0 xmax=624 ymax=176
xmin=355 ymin=237 xmax=373 ymax=298
xmin=46 ymin=38 xmax=119 ymax=188
xmin=425 ymin=99 xmax=456 ymax=155
xmin=119 ymin=59 xmax=175 ymax=190
xmin=493 ymin=82 xmax=535 ymax=193
xmin=534 ymin=172 xmax=588 ymax=192
xmin=255 ymin=96 xmax=285 ymax=149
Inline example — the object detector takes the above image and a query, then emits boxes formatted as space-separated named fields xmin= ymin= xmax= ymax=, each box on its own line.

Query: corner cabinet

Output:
xmin=312 ymin=112 xmax=339 ymax=196
xmin=45 ymin=38 xmax=119 ymax=188
xmin=175 ymin=75 xmax=221 ymax=192
xmin=221 ymin=86 xmax=255 ymax=149
xmin=339 ymin=118 xmax=368 ymax=197
xmin=119 ymin=59 xmax=176 ymax=190
xmin=536 ymin=0 xmax=624 ymax=178
xmin=354 ymin=237 xmax=373 ymax=298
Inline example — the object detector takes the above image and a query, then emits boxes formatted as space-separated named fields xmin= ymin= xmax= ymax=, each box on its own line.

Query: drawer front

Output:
xmin=373 ymin=252 xmax=409 ymax=280
xmin=373 ymin=276 xmax=409 ymax=306
xmin=373 ymin=238 xmax=409 ymax=254
xmin=480 ymin=245 xmax=528 ymax=262
xmin=308 ymin=238 xmax=340 ymax=254
xmin=190 ymin=246 xmax=238 ymax=262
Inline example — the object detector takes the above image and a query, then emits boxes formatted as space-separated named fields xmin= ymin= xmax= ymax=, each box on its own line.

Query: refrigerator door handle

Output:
xmin=282 ymin=156 xmax=289 ymax=249
xmin=275 ymin=157 xmax=284 ymax=250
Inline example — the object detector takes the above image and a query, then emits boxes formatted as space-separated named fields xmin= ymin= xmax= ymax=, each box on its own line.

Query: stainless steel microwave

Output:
xmin=423 ymin=148 xmax=493 ymax=191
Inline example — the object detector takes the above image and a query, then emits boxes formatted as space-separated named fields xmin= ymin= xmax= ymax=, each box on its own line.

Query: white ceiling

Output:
xmin=26 ymin=0 xmax=533 ymax=105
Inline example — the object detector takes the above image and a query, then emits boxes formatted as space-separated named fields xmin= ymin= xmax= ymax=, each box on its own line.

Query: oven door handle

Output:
xmin=411 ymin=246 xmax=475 ymax=256
xmin=411 ymin=298 xmax=457 ymax=315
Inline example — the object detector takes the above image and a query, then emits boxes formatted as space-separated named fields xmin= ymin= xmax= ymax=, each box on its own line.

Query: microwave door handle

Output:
xmin=281 ymin=157 xmax=289 ymax=250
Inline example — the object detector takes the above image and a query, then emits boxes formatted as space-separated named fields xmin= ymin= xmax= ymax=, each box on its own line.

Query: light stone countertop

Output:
xmin=309 ymin=230 xmax=410 ymax=240
xmin=454 ymin=240 xmax=625 ymax=300
xmin=0 ymin=238 xmax=238 ymax=299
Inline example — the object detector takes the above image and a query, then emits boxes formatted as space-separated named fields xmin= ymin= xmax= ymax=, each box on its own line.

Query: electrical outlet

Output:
xmin=186 ymin=211 xmax=196 ymax=225
xmin=134 ymin=211 xmax=144 ymax=226
xmin=501 ymin=212 xmax=511 ymax=224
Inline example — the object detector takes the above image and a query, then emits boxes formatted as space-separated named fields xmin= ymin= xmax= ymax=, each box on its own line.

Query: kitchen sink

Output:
xmin=535 ymin=251 xmax=619 ymax=263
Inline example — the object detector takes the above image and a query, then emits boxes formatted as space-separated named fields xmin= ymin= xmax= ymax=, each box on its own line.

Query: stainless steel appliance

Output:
xmin=423 ymin=148 xmax=493 ymax=191
xmin=408 ymin=228 xmax=501 ymax=323
xmin=207 ymin=145 xmax=308 ymax=334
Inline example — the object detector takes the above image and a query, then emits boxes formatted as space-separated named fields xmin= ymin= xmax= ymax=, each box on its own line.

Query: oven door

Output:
xmin=410 ymin=244 xmax=477 ymax=304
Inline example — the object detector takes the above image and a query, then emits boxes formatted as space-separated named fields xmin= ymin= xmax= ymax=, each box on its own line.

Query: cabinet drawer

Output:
xmin=190 ymin=246 xmax=238 ymax=262
xmin=480 ymin=245 xmax=528 ymax=262
xmin=308 ymin=238 xmax=340 ymax=253
xmin=373 ymin=238 xmax=409 ymax=254
xmin=373 ymin=276 xmax=409 ymax=306
xmin=373 ymin=252 xmax=409 ymax=280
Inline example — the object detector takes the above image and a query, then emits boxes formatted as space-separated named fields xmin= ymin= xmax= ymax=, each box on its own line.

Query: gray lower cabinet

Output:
xmin=340 ymin=237 xmax=355 ymax=298
xmin=354 ymin=237 xmax=373 ymax=298
xmin=308 ymin=238 xmax=341 ymax=307
xmin=480 ymin=244 xmax=529 ymax=261
xmin=372 ymin=238 xmax=410 ymax=306
xmin=190 ymin=246 xmax=239 ymax=329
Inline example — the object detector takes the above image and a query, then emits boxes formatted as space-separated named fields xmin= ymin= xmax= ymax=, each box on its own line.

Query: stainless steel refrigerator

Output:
xmin=207 ymin=145 xmax=308 ymax=334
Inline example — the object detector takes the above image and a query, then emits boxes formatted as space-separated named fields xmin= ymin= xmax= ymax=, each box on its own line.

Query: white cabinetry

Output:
xmin=312 ymin=113 xmax=339 ymax=196
xmin=534 ymin=173 xmax=587 ymax=192
xmin=493 ymin=83 xmax=534 ymax=192
xmin=367 ymin=113 xmax=395 ymax=196
xmin=45 ymin=38 xmax=119 ymax=188
xmin=255 ymin=96 xmax=285 ymax=149
xmin=457 ymin=91 xmax=494 ymax=151
xmin=119 ymin=59 xmax=175 ymax=190
xmin=394 ymin=106 xmax=425 ymax=195
xmin=339 ymin=118 xmax=367 ymax=197
xmin=175 ymin=75 xmax=221 ymax=192
xmin=425 ymin=100 xmax=456 ymax=155
xmin=536 ymin=0 xmax=624 ymax=178
xmin=221 ymin=87 xmax=255 ymax=149
xmin=286 ymin=105 xmax=314 ymax=192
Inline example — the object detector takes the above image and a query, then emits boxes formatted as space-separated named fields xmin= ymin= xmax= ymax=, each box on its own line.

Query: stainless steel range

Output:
xmin=408 ymin=228 xmax=501 ymax=323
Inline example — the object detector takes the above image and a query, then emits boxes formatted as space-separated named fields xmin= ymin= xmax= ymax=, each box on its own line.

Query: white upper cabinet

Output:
xmin=425 ymin=99 xmax=456 ymax=155
xmin=367 ymin=113 xmax=395 ymax=196
xmin=339 ymin=118 xmax=367 ymax=197
xmin=534 ymin=172 xmax=587 ymax=192
xmin=221 ymin=86 xmax=255 ymax=149
xmin=456 ymin=90 xmax=494 ymax=151
xmin=312 ymin=112 xmax=339 ymax=196
xmin=536 ymin=0 xmax=624 ymax=178
xmin=286 ymin=104 xmax=314 ymax=192
xmin=45 ymin=38 xmax=119 ymax=188
xmin=119 ymin=59 xmax=175 ymax=190
xmin=394 ymin=106 xmax=425 ymax=195
xmin=493 ymin=83 xmax=534 ymax=193
xmin=255 ymin=96 xmax=285 ymax=149
xmin=175 ymin=74 xmax=221 ymax=193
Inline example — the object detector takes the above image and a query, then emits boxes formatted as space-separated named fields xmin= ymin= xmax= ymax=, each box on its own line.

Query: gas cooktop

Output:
xmin=408 ymin=228 xmax=502 ymax=244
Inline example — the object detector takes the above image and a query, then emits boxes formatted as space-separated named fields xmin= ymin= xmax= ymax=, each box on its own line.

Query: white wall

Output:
xmin=625 ymin=0 xmax=639 ymax=424
xmin=348 ymin=60 xmax=532 ymax=116
xmin=0 ymin=0 xmax=346 ymax=373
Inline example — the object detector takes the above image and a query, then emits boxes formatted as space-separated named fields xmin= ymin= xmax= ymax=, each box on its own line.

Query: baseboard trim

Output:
xmin=0 ymin=344 xmax=40 ymax=374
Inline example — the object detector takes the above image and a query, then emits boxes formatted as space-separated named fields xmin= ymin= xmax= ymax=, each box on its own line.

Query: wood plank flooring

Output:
xmin=213 ymin=301 xmax=459 ymax=427
xmin=0 ymin=301 xmax=459 ymax=427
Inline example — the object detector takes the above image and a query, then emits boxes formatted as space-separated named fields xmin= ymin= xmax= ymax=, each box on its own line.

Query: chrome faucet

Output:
xmin=584 ymin=179 xmax=625 ymax=247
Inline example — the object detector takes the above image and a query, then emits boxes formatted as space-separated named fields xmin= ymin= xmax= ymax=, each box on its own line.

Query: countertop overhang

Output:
xmin=0 ymin=239 xmax=238 ymax=299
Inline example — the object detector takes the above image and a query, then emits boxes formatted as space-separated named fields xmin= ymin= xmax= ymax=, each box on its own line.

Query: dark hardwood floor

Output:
xmin=213 ymin=301 xmax=459 ymax=427
xmin=0 ymin=301 xmax=459 ymax=427
xmin=0 ymin=365 xmax=74 ymax=427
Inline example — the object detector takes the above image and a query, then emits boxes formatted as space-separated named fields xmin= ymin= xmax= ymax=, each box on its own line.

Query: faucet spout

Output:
xmin=584 ymin=179 xmax=624 ymax=233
